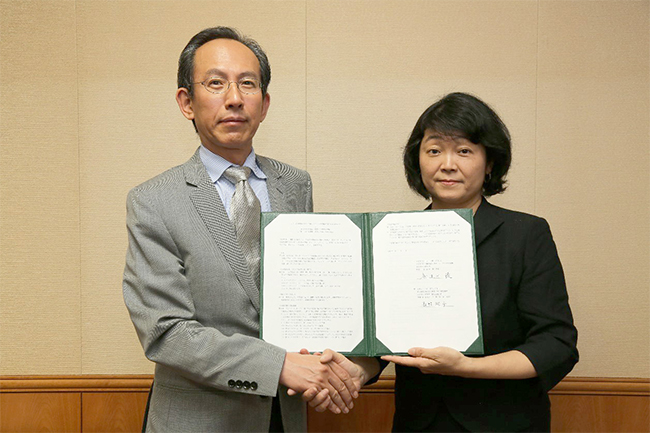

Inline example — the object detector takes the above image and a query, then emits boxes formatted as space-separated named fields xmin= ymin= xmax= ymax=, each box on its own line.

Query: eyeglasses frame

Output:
xmin=191 ymin=77 xmax=263 ymax=95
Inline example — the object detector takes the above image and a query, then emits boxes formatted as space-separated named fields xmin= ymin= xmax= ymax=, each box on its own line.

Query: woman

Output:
xmin=381 ymin=92 xmax=578 ymax=432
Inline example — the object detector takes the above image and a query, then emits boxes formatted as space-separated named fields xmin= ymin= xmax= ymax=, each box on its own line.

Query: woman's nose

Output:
xmin=440 ymin=153 xmax=457 ymax=171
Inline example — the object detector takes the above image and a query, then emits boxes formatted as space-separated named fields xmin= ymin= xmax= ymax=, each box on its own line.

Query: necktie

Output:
xmin=223 ymin=166 xmax=261 ymax=286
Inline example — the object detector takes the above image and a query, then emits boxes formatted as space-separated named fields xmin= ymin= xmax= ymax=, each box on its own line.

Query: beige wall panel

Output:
xmin=76 ymin=0 xmax=306 ymax=373
xmin=536 ymin=1 xmax=649 ymax=377
xmin=1 ymin=0 xmax=646 ymax=381
xmin=306 ymin=0 xmax=538 ymax=214
xmin=0 ymin=1 xmax=81 ymax=374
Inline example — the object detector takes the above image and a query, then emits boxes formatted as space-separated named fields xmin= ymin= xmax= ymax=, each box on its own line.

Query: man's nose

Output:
xmin=224 ymin=82 xmax=244 ymax=108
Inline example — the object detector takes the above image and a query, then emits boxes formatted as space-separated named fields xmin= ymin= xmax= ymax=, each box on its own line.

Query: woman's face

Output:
xmin=419 ymin=129 xmax=491 ymax=212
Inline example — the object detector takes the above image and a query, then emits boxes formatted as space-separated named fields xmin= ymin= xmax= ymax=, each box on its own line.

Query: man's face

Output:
xmin=176 ymin=38 xmax=270 ymax=164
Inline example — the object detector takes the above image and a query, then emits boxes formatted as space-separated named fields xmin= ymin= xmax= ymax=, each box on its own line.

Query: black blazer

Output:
xmin=392 ymin=199 xmax=578 ymax=432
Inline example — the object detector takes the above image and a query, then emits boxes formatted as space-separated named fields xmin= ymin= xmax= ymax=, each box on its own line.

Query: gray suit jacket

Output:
xmin=123 ymin=148 xmax=313 ymax=432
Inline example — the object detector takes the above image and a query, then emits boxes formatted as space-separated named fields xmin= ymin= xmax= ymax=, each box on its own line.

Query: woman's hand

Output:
xmin=383 ymin=347 xmax=537 ymax=379
xmin=382 ymin=347 xmax=471 ymax=376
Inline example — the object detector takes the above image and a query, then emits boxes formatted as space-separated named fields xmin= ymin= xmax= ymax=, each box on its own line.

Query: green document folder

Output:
xmin=260 ymin=209 xmax=483 ymax=356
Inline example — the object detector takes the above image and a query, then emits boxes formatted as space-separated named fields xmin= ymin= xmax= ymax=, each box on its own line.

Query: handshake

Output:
xmin=278 ymin=346 xmax=472 ymax=414
xmin=279 ymin=349 xmax=380 ymax=414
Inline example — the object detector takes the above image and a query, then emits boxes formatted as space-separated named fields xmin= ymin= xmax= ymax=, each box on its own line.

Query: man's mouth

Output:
xmin=219 ymin=117 xmax=246 ymax=125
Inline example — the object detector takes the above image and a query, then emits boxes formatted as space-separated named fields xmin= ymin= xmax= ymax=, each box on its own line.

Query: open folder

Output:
xmin=259 ymin=209 xmax=483 ymax=356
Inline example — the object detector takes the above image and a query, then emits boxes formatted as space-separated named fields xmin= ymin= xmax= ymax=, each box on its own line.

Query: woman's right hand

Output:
xmin=382 ymin=346 xmax=470 ymax=376
xmin=383 ymin=347 xmax=537 ymax=380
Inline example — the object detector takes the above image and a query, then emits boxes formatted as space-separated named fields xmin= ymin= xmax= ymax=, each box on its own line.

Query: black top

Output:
xmin=390 ymin=199 xmax=578 ymax=432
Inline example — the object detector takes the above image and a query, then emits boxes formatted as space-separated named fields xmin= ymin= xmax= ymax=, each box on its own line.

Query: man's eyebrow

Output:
xmin=203 ymin=68 xmax=260 ymax=79
xmin=203 ymin=68 xmax=225 ymax=76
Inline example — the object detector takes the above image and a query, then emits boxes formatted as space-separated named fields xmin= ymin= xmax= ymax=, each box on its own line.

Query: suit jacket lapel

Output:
xmin=473 ymin=198 xmax=504 ymax=247
xmin=257 ymin=156 xmax=289 ymax=212
xmin=183 ymin=149 xmax=261 ymax=312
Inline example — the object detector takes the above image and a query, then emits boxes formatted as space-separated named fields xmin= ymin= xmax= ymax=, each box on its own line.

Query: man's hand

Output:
xmin=296 ymin=349 xmax=381 ymax=414
xmin=279 ymin=352 xmax=358 ymax=414
xmin=382 ymin=346 xmax=469 ymax=375
xmin=318 ymin=349 xmax=377 ymax=397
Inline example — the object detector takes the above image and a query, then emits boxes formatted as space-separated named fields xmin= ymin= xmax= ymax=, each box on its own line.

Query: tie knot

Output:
xmin=224 ymin=166 xmax=252 ymax=184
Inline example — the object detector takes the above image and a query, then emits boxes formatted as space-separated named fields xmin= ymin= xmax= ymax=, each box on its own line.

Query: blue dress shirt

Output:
xmin=199 ymin=145 xmax=271 ymax=218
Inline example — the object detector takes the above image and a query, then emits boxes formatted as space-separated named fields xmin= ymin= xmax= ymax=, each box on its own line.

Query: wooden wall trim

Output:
xmin=0 ymin=375 xmax=153 ymax=393
xmin=370 ymin=376 xmax=650 ymax=396
xmin=551 ymin=377 xmax=650 ymax=396
xmin=1 ymin=375 xmax=648 ymax=396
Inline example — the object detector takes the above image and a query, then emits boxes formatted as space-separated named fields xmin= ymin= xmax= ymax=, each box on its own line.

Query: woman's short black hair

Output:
xmin=403 ymin=92 xmax=512 ymax=199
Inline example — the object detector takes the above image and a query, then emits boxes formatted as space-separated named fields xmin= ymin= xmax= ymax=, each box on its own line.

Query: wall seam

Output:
xmin=304 ymin=0 xmax=309 ymax=172
xmin=534 ymin=0 xmax=540 ymax=214
xmin=74 ymin=0 xmax=83 ymax=375
xmin=79 ymin=392 xmax=84 ymax=430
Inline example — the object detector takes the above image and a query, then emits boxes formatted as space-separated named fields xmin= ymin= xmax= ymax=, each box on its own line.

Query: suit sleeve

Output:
xmin=513 ymin=218 xmax=579 ymax=391
xmin=123 ymin=188 xmax=286 ymax=397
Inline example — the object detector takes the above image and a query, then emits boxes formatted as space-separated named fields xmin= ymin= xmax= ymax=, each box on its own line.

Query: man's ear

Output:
xmin=260 ymin=92 xmax=270 ymax=122
xmin=175 ymin=88 xmax=195 ymax=120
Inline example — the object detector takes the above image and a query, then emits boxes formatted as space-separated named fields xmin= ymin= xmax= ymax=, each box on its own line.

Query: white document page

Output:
xmin=373 ymin=211 xmax=479 ymax=353
xmin=261 ymin=214 xmax=364 ymax=352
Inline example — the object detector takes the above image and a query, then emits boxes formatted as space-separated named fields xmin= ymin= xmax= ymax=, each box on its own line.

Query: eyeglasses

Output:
xmin=192 ymin=77 xmax=262 ymax=95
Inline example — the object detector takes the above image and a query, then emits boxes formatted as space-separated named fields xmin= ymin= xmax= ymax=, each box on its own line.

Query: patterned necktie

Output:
xmin=223 ymin=166 xmax=261 ymax=286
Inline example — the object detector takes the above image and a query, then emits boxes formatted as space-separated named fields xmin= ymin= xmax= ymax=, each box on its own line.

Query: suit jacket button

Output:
xmin=243 ymin=381 xmax=251 ymax=390
xmin=251 ymin=381 xmax=258 ymax=390
xmin=236 ymin=380 xmax=243 ymax=389
xmin=228 ymin=380 xmax=235 ymax=388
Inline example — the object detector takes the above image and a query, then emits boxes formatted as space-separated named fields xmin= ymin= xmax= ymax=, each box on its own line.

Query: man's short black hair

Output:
xmin=177 ymin=26 xmax=271 ymax=98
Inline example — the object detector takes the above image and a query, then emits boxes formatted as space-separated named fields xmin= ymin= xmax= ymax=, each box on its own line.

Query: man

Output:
xmin=123 ymin=27 xmax=359 ymax=432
